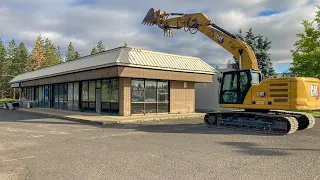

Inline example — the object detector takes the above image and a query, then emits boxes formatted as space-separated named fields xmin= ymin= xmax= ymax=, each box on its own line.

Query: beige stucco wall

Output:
xmin=169 ymin=81 xmax=195 ymax=114
xmin=20 ymin=67 xmax=119 ymax=87
xmin=118 ymin=67 xmax=213 ymax=83
xmin=119 ymin=77 xmax=131 ymax=116
xmin=20 ymin=66 xmax=214 ymax=87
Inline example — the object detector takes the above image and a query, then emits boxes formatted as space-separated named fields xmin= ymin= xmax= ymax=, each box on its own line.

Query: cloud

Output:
xmin=0 ymin=0 xmax=319 ymax=72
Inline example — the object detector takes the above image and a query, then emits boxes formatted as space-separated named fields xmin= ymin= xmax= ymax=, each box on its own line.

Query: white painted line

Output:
xmin=3 ymin=156 xmax=36 ymax=162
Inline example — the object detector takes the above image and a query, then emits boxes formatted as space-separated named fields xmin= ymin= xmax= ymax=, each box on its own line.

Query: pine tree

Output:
xmin=1 ymin=40 xmax=18 ymax=98
xmin=30 ymin=35 xmax=45 ymax=70
xmin=7 ymin=40 xmax=18 ymax=78
xmin=235 ymin=29 xmax=244 ymax=41
xmin=42 ymin=38 xmax=63 ymax=67
xmin=229 ymin=29 xmax=276 ymax=78
xmin=54 ymin=46 xmax=63 ymax=64
xmin=0 ymin=40 xmax=6 ymax=75
xmin=74 ymin=51 xmax=80 ymax=59
xmin=43 ymin=38 xmax=57 ymax=67
xmin=15 ymin=42 xmax=29 ymax=75
xmin=66 ymin=42 xmax=75 ymax=62
xmin=91 ymin=47 xmax=97 ymax=55
xmin=97 ymin=40 xmax=105 ymax=53
xmin=66 ymin=42 xmax=80 ymax=61
xmin=0 ymin=39 xmax=7 ymax=98
xmin=244 ymin=28 xmax=258 ymax=52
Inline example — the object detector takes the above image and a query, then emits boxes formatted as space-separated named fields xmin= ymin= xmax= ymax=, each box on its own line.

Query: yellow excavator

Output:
xmin=142 ymin=8 xmax=320 ymax=135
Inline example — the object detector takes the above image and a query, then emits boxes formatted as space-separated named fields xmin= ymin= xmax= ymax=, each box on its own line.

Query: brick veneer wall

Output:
xmin=169 ymin=81 xmax=195 ymax=114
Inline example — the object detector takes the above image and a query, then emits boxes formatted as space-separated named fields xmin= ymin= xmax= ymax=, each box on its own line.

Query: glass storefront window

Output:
xmin=145 ymin=80 xmax=157 ymax=102
xmin=101 ymin=79 xmax=119 ymax=114
xmin=102 ymin=80 xmax=110 ymax=103
xmin=54 ymin=84 xmax=59 ymax=108
xmin=131 ymin=79 xmax=169 ymax=114
xmin=158 ymin=81 xmax=169 ymax=103
xmin=26 ymin=87 xmax=34 ymax=101
xmin=74 ymin=82 xmax=79 ymax=111
xmin=39 ymin=86 xmax=44 ymax=107
xmin=59 ymin=84 xmax=64 ymax=109
xmin=35 ymin=87 xmax=39 ymax=106
xmin=96 ymin=80 xmax=101 ymax=89
xmin=68 ymin=83 xmax=73 ymax=110
xmin=110 ymin=79 xmax=119 ymax=102
xmin=110 ymin=79 xmax=119 ymax=113
xmin=81 ymin=81 xmax=88 ymax=110
xmin=21 ymin=88 xmax=27 ymax=99
xmin=89 ymin=81 xmax=96 ymax=110
xmin=63 ymin=83 xmax=67 ymax=109
xmin=44 ymin=85 xmax=49 ymax=108
xmin=132 ymin=79 xmax=144 ymax=102
xmin=19 ymin=78 xmax=119 ymax=114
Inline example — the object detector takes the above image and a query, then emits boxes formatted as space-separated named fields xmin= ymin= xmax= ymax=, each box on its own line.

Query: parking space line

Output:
xmin=2 ymin=156 xmax=36 ymax=162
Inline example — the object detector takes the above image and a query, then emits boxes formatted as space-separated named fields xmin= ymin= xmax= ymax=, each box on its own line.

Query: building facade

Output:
xmin=10 ymin=46 xmax=215 ymax=116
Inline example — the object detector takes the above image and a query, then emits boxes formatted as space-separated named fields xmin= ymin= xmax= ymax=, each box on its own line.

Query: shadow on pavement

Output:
xmin=219 ymin=142 xmax=291 ymax=156
xmin=0 ymin=109 xmax=84 ymax=125
xmin=105 ymin=123 xmax=284 ymax=136
xmin=218 ymin=142 xmax=320 ymax=156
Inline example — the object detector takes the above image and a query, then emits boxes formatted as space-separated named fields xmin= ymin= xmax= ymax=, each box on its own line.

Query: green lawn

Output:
xmin=311 ymin=112 xmax=320 ymax=117
xmin=0 ymin=98 xmax=17 ymax=104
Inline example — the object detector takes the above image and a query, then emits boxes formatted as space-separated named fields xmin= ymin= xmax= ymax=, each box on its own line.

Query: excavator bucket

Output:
xmin=142 ymin=8 xmax=158 ymax=26
xmin=142 ymin=8 xmax=174 ymax=37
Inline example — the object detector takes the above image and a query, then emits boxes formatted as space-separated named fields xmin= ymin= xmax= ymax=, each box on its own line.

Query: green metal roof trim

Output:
xmin=10 ymin=46 xmax=216 ymax=83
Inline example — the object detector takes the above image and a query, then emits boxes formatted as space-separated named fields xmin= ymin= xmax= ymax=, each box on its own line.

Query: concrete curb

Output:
xmin=110 ymin=115 xmax=205 ymax=125
xmin=17 ymin=109 xmax=205 ymax=126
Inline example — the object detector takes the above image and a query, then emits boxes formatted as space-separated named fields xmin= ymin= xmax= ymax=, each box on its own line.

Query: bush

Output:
xmin=0 ymin=98 xmax=18 ymax=104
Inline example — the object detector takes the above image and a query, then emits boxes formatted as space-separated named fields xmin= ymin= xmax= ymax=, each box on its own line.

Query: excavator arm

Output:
xmin=142 ymin=8 xmax=259 ymax=70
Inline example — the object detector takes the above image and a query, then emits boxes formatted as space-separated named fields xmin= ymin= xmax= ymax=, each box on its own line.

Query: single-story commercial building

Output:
xmin=10 ymin=45 xmax=216 ymax=116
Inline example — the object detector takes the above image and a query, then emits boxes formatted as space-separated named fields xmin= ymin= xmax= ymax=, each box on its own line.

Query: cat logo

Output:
xmin=257 ymin=91 xmax=266 ymax=97
xmin=311 ymin=85 xmax=319 ymax=97
xmin=216 ymin=35 xmax=224 ymax=44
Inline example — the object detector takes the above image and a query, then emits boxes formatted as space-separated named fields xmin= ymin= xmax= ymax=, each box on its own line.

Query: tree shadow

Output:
xmin=0 ymin=109 xmax=98 ymax=126
xmin=218 ymin=142 xmax=320 ymax=156
xmin=104 ymin=122 xmax=285 ymax=136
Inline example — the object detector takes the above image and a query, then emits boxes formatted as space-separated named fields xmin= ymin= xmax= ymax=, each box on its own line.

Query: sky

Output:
xmin=0 ymin=0 xmax=319 ymax=73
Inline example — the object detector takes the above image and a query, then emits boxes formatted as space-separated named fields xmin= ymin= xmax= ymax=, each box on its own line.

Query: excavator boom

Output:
xmin=142 ymin=8 xmax=259 ymax=70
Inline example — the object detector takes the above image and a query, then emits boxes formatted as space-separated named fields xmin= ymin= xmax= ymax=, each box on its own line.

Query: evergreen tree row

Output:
xmin=0 ymin=35 xmax=106 ymax=99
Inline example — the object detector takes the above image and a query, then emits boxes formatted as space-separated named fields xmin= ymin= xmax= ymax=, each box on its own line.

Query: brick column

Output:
xmin=119 ymin=77 xmax=131 ymax=116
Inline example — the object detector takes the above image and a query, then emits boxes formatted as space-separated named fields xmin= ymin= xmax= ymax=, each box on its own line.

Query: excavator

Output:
xmin=142 ymin=8 xmax=320 ymax=135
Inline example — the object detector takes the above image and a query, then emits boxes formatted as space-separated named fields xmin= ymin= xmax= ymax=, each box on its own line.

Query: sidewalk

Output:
xmin=17 ymin=108 xmax=205 ymax=125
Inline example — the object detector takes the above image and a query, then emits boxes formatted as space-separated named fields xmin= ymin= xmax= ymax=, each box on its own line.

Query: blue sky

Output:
xmin=0 ymin=0 xmax=319 ymax=73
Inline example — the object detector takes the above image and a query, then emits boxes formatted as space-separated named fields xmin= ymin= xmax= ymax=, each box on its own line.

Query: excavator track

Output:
xmin=204 ymin=111 xmax=299 ymax=135
xmin=270 ymin=110 xmax=315 ymax=130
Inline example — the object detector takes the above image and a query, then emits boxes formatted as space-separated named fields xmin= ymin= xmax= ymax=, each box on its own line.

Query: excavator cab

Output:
xmin=220 ymin=69 xmax=262 ymax=104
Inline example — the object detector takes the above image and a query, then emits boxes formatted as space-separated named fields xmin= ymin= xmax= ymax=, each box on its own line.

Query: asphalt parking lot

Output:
xmin=0 ymin=109 xmax=319 ymax=180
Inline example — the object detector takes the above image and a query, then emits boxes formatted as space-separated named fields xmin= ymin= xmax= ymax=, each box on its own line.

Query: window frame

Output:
xmin=131 ymin=79 xmax=170 ymax=114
